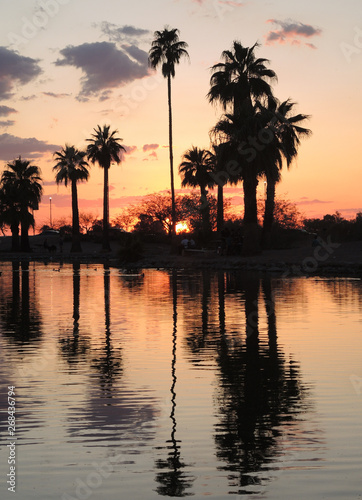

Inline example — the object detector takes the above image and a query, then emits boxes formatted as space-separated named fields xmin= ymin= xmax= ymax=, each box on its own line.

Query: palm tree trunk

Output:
xmin=20 ymin=213 xmax=31 ymax=252
xmin=217 ymin=184 xmax=224 ymax=233
xmin=11 ymin=223 xmax=20 ymax=252
xmin=167 ymin=74 xmax=176 ymax=237
xmin=102 ymin=165 xmax=111 ymax=251
xmin=71 ymin=179 xmax=82 ymax=253
xmin=200 ymin=187 xmax=211 ymax=239
xmin=242 ymin=174 xmax=261 ymax=255
xmin=262 ymin=177 xmax=276 ymax=249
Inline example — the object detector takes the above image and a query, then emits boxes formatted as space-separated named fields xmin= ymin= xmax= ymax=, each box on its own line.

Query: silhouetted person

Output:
xmin=181 ymin=237 xmax=189 ymax=249
xmin=312 ymin=234 xmax=320 ymax=247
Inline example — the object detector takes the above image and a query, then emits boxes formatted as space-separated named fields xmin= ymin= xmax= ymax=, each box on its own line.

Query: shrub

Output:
xmin=117 ymin=234 xmax=144 ymax=263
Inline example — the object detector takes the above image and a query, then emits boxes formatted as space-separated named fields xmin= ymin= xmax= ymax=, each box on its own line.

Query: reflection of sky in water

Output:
xmin=0 ymin=263 xmax=361 ymax=499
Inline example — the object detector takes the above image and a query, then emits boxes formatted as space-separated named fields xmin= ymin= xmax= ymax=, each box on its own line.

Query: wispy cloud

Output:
xmin=265 ymin=19 xmax=322 ymax=48
xmin=124 ymin=145 xmax=137 ymax=154
xmin=97 ymin=22 xmax=151 ymax=44
xmin=188 ymin=0 xmax=244 ymax=20
xmin=191 ymin=0 xmax=244 ymax=6
xmin=142 ymin=143 xmax=159 ymax=152
xmin=338 ymin=208 xmax=362 ymax=218
xmin=42 ymin=180 xmax=58 ymax=186
xmin=119 ymin=145 xmax=137 ymax=160
xmin=296 ymin=198 xmax=332 ymax=205
xmin=42 ymin=92 xmax=71 ymax=98
xmin=20 ymin=95 xmax=37 ymax=101
xmin=0 ymin=105 xmax=17 ymax=117
xmin=0 ymin=120 xmax=15 ymax=128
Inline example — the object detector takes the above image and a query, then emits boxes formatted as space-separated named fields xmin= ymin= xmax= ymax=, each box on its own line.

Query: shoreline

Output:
xmin=1 ymin=240 xmax=362 ymax=277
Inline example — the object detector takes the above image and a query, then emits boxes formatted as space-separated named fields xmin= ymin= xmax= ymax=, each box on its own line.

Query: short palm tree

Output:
xmin=53 ymin=145 xmax=90 ymax=252
xmin=149 ymin=27 xmax=189 ymax=236
xmin=261 ymin=98 xmax=311 ymax=248
xmin=210 ymin=141 xmax=241 ymax=233
xmin=86 ymin=125 xmax=125 ymax=251
xmin=0 ymin=183 xmax=21 ymax=251
xmin=1 ymin=157 xmax=42 ymax=252
xmin=179 ymin=147 xmax=215 ymax=237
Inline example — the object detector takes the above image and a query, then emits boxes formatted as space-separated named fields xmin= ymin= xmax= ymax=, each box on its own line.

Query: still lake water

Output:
xmin=0 ymin=262 xmax=361 ymax=500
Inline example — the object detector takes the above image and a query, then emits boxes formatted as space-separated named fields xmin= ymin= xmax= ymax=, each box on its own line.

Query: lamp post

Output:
xmin=49 ymin=197 xmax=52 ymax=228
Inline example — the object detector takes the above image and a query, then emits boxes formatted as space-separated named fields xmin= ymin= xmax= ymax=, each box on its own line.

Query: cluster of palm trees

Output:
xmin=0 ymin=125 xmax=125 ymax=253
xmin=0 ymin=157 xmax=42 ymax=252
xmin=54 ymin=125 xmax=125 ymax=252
xmin=150 ymin=28 xmax=311 ymax=253
xmin=1 ymin=28 xmax=310 ymax=256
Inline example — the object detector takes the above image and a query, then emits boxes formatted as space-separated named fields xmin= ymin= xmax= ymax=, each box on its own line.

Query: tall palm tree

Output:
xmin=1 ymin=157 xmax=42 ymax=252
xmin=148 ymin=27 xmax=189 ymax=236
xmin=53 ymin=145 xmax=90 ymax=252
xmin=179 ymin=146 xmax=215 ymax=237
xmin=261 ymin=98 xmax=311 ymax=248
xmin=208 ymin=42 xmax=276 ymax=254
xmin=86 ymin=125 xmax=125 ymax=251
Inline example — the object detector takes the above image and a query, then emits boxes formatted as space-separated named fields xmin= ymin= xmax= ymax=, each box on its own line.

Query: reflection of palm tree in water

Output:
xmin=59 ymin=262 xmax=89 ymax=361
xmin=185 ymin=270 xmax=212 ymax=354
xmin=12 ymin=261 xmax=20 ymax=324
xmin=91 ymin=265 xmax=122 ymax=394
xmin=0 ymin=261 xmax=42 ymax=343
xmin=213 ymin=272 xmax=311 ymax=494
xmin=155 ymin=270 xmax=194 ymax=497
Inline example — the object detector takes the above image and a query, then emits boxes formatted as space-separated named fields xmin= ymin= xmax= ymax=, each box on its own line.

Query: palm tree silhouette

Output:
xmin=0 ymin=157 xmax=42 ymax=252
xmin=261 ymin=98 xmax=311 ymax=248
xmin=149 ymin=27 xmax=189 ymax=237
xmin=86 ymin=125 xmax=126 ymax=251
xmin=210 ymin=141 xmax=240 ymax=233
xmin=208 ymin=41 xmax=276 ymax=115
xmin=208 ymin=42 xmax=276 ymax=254
xmin=179 ymin=146 xmax=215 ymax=238
xmin=0 ymin=183 xmax=21 ymax=251
xmin=213 ymin=109 xmax=266 ymax=254
xmin=53 ymin=145 xmax=90 ymax=252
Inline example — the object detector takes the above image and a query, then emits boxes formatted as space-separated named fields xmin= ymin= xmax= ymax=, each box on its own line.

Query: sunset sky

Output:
xmin=0 ymin=0 xmax=361 ymax=228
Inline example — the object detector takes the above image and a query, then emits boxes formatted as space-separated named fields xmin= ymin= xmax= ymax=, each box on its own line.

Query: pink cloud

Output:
xmin=265 ymin=19 xmax=322 ymax=48
xmin=142 ymin=143 xmax=159 ymax=152
xmin=123 ymin=145 xmax=137 ymax=154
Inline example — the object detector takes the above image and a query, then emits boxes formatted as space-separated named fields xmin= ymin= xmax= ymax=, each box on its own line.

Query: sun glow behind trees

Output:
xmin=175 ymin=221 xmax=190 ymax=234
